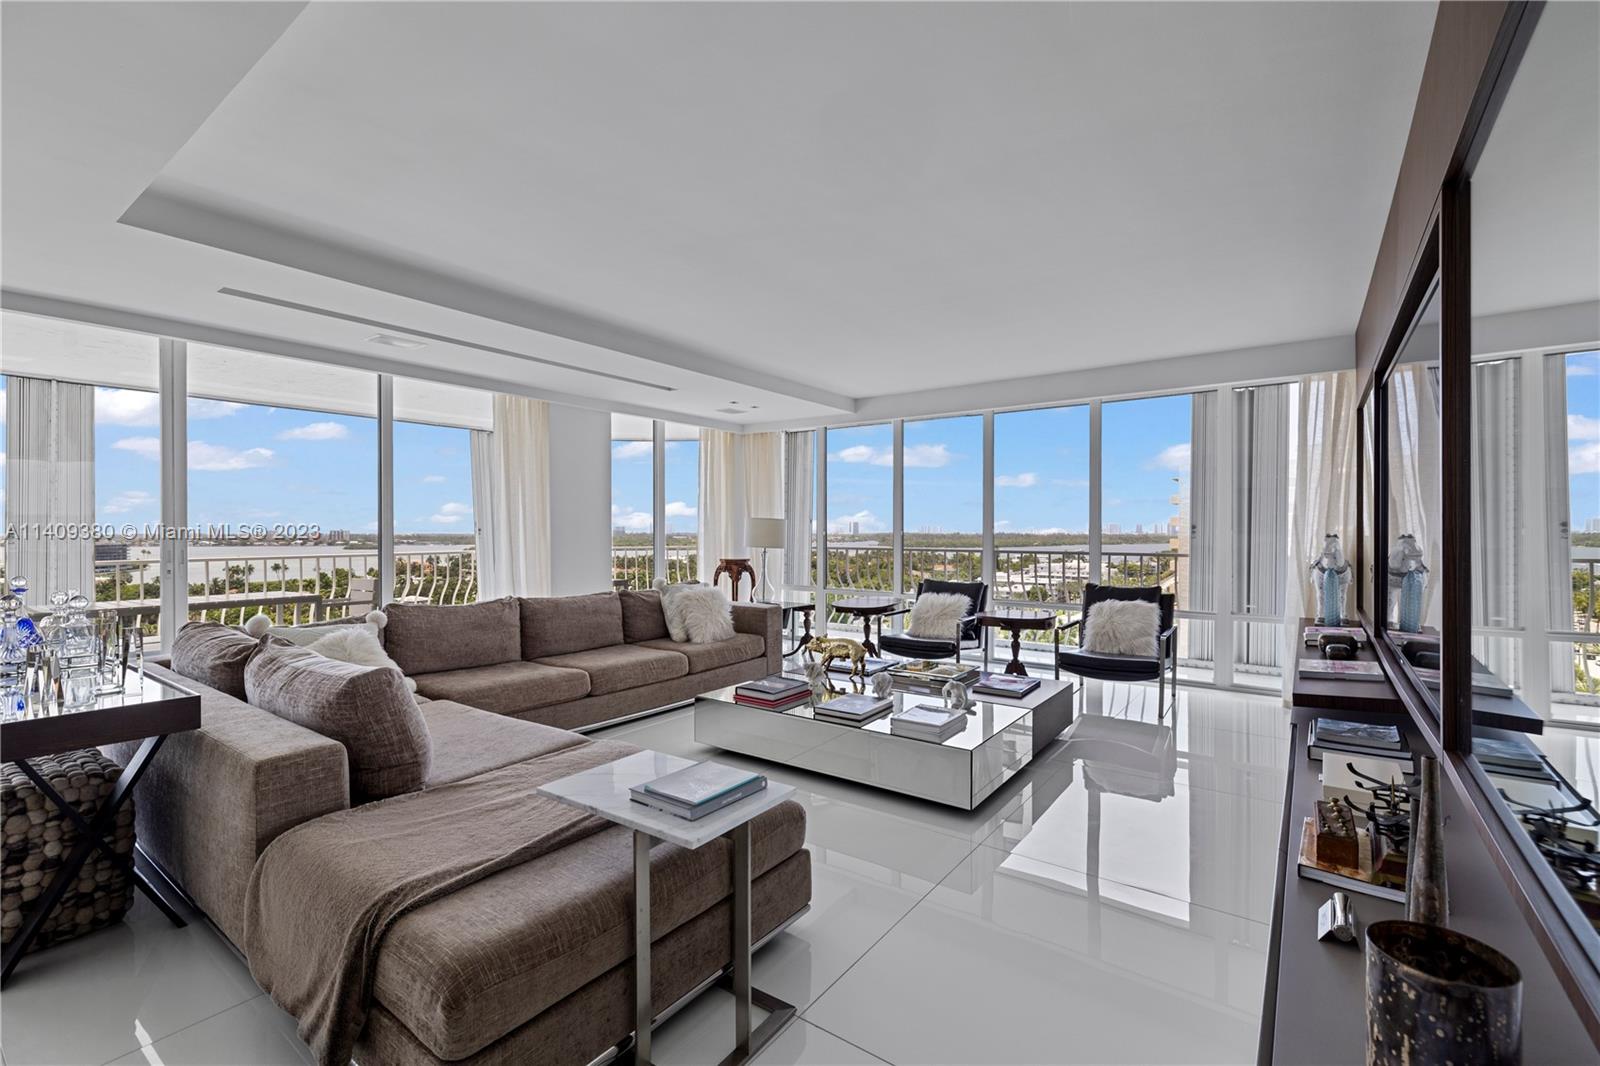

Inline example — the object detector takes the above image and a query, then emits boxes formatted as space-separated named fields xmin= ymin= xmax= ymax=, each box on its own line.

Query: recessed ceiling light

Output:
xmin=367 ymin=333 xmax=427 ymax=350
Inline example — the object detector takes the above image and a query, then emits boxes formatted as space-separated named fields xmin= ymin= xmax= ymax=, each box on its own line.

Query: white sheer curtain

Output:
xmin=1187 ymin=392 xmax=1217 ymax=662
xmin=1386 ymin=364 xmax=1444 ymax=629
xmin=4 ymin=376 xmax=95 ymax=608
xmin=475 ymin=395 xmax=550 ymax=598
xmin=1471 ymin=361 xmax=1522 ymax=686
xmin=783 ymin=431 xmax=815 ymax=586
xmin=1237 ymin=384 xmax=1293 ymax=671
xmin=699 ymin=429 xmax=746 ymax=579
xmin=1283 ymin=371 xmax=1359 ymax=701
xmin=743 ymin=432 xmax=784 ymax=589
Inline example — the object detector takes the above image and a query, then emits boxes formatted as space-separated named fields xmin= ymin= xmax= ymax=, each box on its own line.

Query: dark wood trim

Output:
xmin=1438 ymin=176 xmax=1472 ymax=752
xmin=1355 ymin=1 xmax=1519 ymax=386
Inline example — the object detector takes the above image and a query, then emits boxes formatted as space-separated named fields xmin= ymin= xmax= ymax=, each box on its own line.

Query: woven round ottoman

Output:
xmin=1 ymin=748 xmax=135 ymax=952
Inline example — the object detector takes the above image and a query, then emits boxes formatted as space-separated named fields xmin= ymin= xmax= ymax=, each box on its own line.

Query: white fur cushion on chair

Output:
xmin=1081 ymin=600 xmax=1160 ymax=657
xmin=654 ymin=580 xmax=735 ymax=643
xmin=906 ymin=592 xmax=972 ymax=640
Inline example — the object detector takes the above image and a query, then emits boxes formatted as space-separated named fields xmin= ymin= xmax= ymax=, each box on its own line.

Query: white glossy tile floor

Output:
xmin=0 ymin=680 xmax=1290 ymax=1066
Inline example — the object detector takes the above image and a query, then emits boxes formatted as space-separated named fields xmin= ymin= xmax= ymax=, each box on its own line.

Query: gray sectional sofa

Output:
xmin=385 ymin=589 xmax=781 ymax=731
xmin=105 ymin=589 xmax=806 ymax=1066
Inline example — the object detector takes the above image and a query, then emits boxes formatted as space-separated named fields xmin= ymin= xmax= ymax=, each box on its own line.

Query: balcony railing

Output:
xmin=610 ymin=545 xmax=697 ymax=590
xmin=87 ymin=548 xmax=479 ymax=631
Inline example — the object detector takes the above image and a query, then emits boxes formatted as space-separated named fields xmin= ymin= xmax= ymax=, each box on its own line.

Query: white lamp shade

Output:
xmin=748 ymin=517 xmax=786 ymax=549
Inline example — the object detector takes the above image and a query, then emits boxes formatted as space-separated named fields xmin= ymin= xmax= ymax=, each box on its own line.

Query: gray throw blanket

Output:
xmin=244 ymin=739 xmax=637 ymax=1066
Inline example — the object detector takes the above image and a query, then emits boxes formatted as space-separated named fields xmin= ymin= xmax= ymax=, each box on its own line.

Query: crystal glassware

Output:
xmin=94 ymin=610 xmax=126 ymax=695
xmin=126 ymin=628 xmax=146 ymax=691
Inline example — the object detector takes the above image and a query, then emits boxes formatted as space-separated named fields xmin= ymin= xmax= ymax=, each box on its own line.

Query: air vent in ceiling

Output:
xmin=715 ymin=407 xmax=746 ymax=415
xmin=368 ymin=333 xmax=426 ymax=349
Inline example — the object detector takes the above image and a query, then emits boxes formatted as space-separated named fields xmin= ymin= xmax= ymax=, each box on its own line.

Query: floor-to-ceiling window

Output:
xmin=992 ymin=404 xmax=1091 ymax=608
xmin=186 ymin=345 xmax=378 ymax=625
xmin=1556 ymin=349 xmax=1600 ymax=712
xmin=392 ymin=376 xmax=485 ymax=606
xmin=610 ymin=416 xmax=654 ymax=588
xmin=825 ymin=423 xmax=893 ymax=592
xmin=664 ymin=422 xmax=700 ymax=582
xmin=902 ymin=415 xmax=982 ymax=589
xmin=1 ymin=312 xmax=165 ymax=641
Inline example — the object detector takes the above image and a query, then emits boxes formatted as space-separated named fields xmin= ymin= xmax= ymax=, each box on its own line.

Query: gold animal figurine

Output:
xmin=804 ymin=636 xmax=868 ymax=682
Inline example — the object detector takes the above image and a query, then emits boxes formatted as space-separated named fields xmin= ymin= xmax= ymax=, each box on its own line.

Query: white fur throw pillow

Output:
xmin=307 ymin=626 xmax=419 ymax=693
xmin=1082 ymin=600 xmax=1160 ymax=657
xmin=654 ymin=579 xmax=707 ymax=642
xmin=907 ymin=592 xmax=971 ymax=639
xmin=676 ymin=586 xmax=736 ymax=643
xmin=244 ymin=610 xmax=416 ymax=691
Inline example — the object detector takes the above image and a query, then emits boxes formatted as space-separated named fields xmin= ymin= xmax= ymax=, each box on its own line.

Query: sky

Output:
xmin=610 ymin=438 xmax=699 ymax=536
xmin=1570 ymin=350 xmax=1600 ymax=531
xmin=79 ymin=388 xmax=473 ymax=536
xmin=825 ymin=394 xmax=1193 ymax=537
xmin=0 ymin=356 xmax=1591 ymax=543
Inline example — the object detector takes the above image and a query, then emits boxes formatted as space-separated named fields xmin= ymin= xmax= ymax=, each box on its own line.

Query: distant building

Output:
xmin=1106 ymin=524 xmax=1122 ymax=534
xmin=1587 ymin=517 xmax=1600 ymax=533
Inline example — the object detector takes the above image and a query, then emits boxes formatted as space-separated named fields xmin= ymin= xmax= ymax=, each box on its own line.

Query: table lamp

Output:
xmin=747 ymin=517 xmax=786 ymax=602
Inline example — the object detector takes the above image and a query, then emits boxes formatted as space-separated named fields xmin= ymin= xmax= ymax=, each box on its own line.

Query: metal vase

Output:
xmin=1406 ymin=756 xmax=1448 ymax=927
xmin=1365 ymin=920 xmax=1522 ymax=1066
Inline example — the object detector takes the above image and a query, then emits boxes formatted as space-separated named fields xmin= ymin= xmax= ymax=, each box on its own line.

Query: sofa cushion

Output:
xmin=411 ymin=661 xmax=591 ymax=716
xmin=245 ymin=641 xmax=432 ymax=801
xmin=370 ymin=798 xmax=807 ymax=1060
xmin=383 ymin=597 xmax=521 ymax=676
xmin=535 ymin=645 xmax=688 ymax=696
xmin=520 ymin=592 xmax=626 ymax=660
xmin=417 ymin=701 xmax=590 ymax=786
xmin=636 ymin=635 xmax=765 ymax=674
xmin=619 ymin=589 xmax=670 ymax=643
xmin=169 ymin=622 xmax=260 ymax=699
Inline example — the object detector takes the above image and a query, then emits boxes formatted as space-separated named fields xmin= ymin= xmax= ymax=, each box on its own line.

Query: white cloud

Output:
xmin=1569 ymin=414 xmax=1600 ymax=442
xmin=664 ymin=500 xmax=697 ymax=518
xmin=115 ymin=436 xmax=273 ymax=471
xmin=1146 ymin=443 xmax=1191 ymax=472
xmin=189 ymin=441 xmax=275 ymax=471
xmin=1568 ymin=360 xmax=1598 ymax=377
xmin=112 ymin=436 xmax=161 ymax=461
xmin=1571 ymin=442 xmax=1600 ymax=476
xmin=276 ymin=421 xmax=348 ymax=441
xmin=102 ymin=489 xmax=155 ymax=514
xmin=93 ymin=390 xmax=241 ymax=426
xmin=429 ymin=501 xmax=471 ymax=525
xmin=995 ymin=472 xmax=1038 ymax=488
xmin=610 ymin=505 xmax=652 ymax=532
xmin=612 ymin=441 xmax=652 ymax=460
xmin=828 ymin=509 xmax=885 ymax=533
xmin=190 ymin=398 xmax=245 ymax=420
xmin=421 ymin=474 xmax=448 ymax=484
xmin=994 ymin=519 xmax=1012 ymax=529
xmin=95 ymin=389 xmax=159 ymax=426
xmin=830 ymin=442 xmax=951 ymax=468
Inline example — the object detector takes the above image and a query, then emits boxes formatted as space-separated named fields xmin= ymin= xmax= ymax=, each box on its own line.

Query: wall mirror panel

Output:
xmin=1469 ymin=0 xmax=1600 ymax=974
xmin=1380 ymin=275 xmax=1443 ymax=719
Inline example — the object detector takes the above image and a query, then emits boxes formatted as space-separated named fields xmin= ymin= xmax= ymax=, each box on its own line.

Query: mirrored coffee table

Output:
xmin=695 ymin=675 xmax=1074 ymax=809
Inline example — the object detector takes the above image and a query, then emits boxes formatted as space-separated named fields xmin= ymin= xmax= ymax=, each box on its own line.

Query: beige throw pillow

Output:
xmin=245 ymin=641 xmax=432 ymax=801
xmin=1082 ymin=600 xmax=1160 ymax=657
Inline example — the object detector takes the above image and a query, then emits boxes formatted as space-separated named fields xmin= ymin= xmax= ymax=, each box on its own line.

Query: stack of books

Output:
xmin=1308 ymin=717 xmax=1410 ymax=768
xmin=1302 ymin=624 xmax=1368 ymax=646
xmin=971 ymin=672 xmax=1040 ymax=698
xmin=826 ymin=657 xmax=894 ymax=676
xmin=733 ymin=675 xmax=811 ymax=710
xmin=812 ymin=692 xmax=894 ymax=726
xmin=1472 ymin=733 xmax=1549 ymax=781
xmin=888 ymin=704 xmax=968 ymax=743
xmin=630 ymin=762 xmax=767 ymax=821
xmin=1413 ymin=666 xmax=1514 ymax=699
xmin=1298 ymin=659 xmax=1386 ymax=682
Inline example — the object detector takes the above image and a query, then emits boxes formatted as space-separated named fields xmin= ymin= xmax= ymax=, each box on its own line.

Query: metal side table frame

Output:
xmin=536 ymin=750 xmax=799 ymax=1066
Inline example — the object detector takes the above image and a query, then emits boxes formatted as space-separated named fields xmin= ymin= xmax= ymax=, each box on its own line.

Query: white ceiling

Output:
xmin=3 ymin=1 xmax=1441 ymax=427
